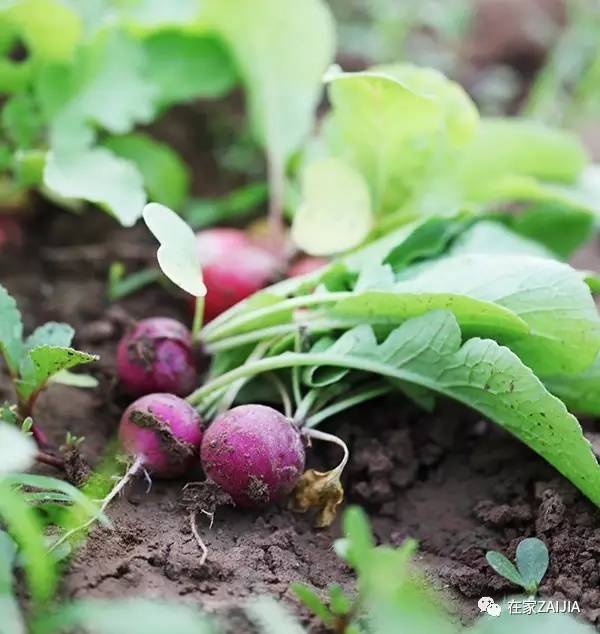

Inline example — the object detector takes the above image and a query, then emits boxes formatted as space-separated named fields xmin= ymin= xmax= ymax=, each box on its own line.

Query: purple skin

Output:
xmin=116 ymin=317 xmax=197 ymax=397
xmin=119 ymin=393 xmax=203 ymax=478
xmin=200 ymin=405 xmax=306 ymax=507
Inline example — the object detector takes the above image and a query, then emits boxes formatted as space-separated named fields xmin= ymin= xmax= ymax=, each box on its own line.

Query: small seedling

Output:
xmin=0 ymin=285 xmax=97 ymax=448
xmin=486 ymin=537 xmax=549 ymax=595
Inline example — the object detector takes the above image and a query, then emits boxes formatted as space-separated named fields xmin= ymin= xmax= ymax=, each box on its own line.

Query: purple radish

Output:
xmin=119 ymin=393 xmax=203 ymax=478
xmin=117 ymin=317 xmax=196 ymax=397
xmin=200 ymin=404 xmax=305 ymax=507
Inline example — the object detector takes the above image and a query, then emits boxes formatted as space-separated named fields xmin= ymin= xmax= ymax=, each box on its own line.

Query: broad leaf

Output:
xmin=16 ymin=345 xmax=97 ymax=402
xmin=325 ymin=64 xmax=478 ymax=215
xmin=104 ymin=133 xmax=190 ymax=210
xmin=3 ymin=0 xmax=82 ymax=60
xmin=44 ymin=147 xmax=147 ymax=226
xmin=394 ymin=254 xmax=600 ymax=376
xmin=143 ymin=203 xmax=206 ymax=297
xmin=24 ymin=322 xmax=74 ymax=350
xmin=203 ymin=0 xmax=335 ymax=170
xmin=0 ymin=285 xmax=23 ymax=374
xmin=515 ymin=538 xmax=549 ymax=591
xmin=292 ymin=158 xmax=373 ymax=255
xmin=142 ymin=30 xmax=236 ymax=105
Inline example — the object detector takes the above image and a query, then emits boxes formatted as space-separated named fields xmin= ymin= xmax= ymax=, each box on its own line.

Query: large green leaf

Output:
xmin=325 ymin=64 xmax=478 ymax=215
xmin=104 ymin=133 xmax=190 ymax=210
xmin=44 ymin=147 xmax=147 ymax=226
xmin=544 ymin=353 xmax=600 ymax=416
xmin=142 ymin=30 xmax=236 ymax=105
xmin=203 ymin=0 xmax=335 ymax=170
xmin=395 ymin=254 xmax=600 ymax=376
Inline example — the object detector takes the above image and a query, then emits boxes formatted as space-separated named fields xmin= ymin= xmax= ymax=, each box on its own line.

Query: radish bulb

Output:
xmin=119 ymin=393 xmax=203 ymax=478
xmin=200 ymin=404 xmax=305 ymax=507
xmin=116 ymin=317 xmax=196 ymax=397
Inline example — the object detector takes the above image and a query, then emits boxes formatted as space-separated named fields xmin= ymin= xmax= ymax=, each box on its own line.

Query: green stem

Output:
xmin=305 ymin=385 xmax=393 ymax=429
xmin=203 ymin=292 xmax=353 ymax=344
xmin=186 ymin=351 xmax=427 ymax=409
xmin=293 ymin=389 xmax=319 ymax=425
xmin=192 ymin=296 xmax=205 ymax=340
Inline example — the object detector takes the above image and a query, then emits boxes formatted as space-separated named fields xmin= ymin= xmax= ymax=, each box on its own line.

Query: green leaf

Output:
xmin=41 ymin=599 xmax=215 ymax=634
xmin=292 ymin=158 xmax=373 ymax=256
xmin=3 ymin=474 xmax=104 ymax=523
xmin=292 ymin=583 xmax=333 ymax=626
xmin=515 ymin=538 xmax=549 ymax=592
xmin=450 ymin=221 xmax=556 ymax=259
xmin=118 ymin=0 xmax=201 ymax=30
xmin=245 ymin=596 xmax=305 ymax=634
xmin=1 ymin=94 xmax=42 ymax=149
xmin=203 ymin=0 xmax=335 ymax=168
xmin=49 ymin=30 xmax=157 ymax=147
xmin=325 ymin=64 xmax=478 ymax=215
xmin=328 ymin=585 xmax=352 ymax=616
xmin=16 ymin=346 xmax=98 ymax=403
xmin=0 ymin=423 xmax=36 ymax=474
xmin=143 ymin=203 xmax=206 ymax=297
xmin=509 ymin=204 xmax=595 ymax=259
xmin=0 ymin=481 xmax=57 ymax=605
xmin=44 ymin=147 xmax=147 ymax=226
xmin=0 ymin=284 xmax=23 ymax=374
xmin=142 ymin=30 xmax=236 ymax=105
xmin=485 ymin=551 xmax=525 ymax=588
xmin=49 ymin=369 xmax=98 ymax=389
xmin=456 ymin=118 xmax=587 ymax=202
xmin=395 ymin=254 xmax=600 ymax=376
xmin=544 ymin=353 xmax=600 ymax=415
xmin=4 ymin=0 xmax=82 ymax=60
xmin=343 ymin=506 xmax=375 ymax=571
xmin=103 ymin=133 xmax=190 ymax=210
xmin=329 ymin=291 xmax=530 ymax=342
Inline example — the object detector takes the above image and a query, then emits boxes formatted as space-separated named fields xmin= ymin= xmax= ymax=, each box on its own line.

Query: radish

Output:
xmin=200 ymin=404 xmax=305 ymax=507
xmin=287 ymin=256 xmax=328 ymax=278
xmin=116 ymin=317 xmax=196 ymax=397
xmin=196 ymin=228 xmax=279 ymax=321
xmin=119 ymin=393 xmax=203 ymax=478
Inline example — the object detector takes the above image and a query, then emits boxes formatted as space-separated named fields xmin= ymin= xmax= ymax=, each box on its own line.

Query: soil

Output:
xmin=3 ymin=208 xmax=600 ymax=632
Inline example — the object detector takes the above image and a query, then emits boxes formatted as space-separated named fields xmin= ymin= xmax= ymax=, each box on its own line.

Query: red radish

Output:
xmin=196 ymin=228 xmax=279 ymax=321
xmin=119 ymin=393 xmax=203 ymax=478
xmin=287 ymin=256 xmax=328 ymax=278
xmin=116 ymin=317 xmax=196 ymax=397
xmin=200 ymin=404 xmax=305 ymax=507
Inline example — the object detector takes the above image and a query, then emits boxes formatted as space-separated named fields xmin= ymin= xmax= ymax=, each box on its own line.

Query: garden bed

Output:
xmin=3 ymin=209 xmax=600 ymax=630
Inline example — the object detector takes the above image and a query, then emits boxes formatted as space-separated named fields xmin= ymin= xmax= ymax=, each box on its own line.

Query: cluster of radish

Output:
xmin=115 ymin=227 xmax=326 ymax=511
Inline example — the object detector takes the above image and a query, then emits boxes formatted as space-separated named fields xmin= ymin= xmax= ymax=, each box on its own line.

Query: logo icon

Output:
xmin=478 ymin=596 xmax=502 ymax=617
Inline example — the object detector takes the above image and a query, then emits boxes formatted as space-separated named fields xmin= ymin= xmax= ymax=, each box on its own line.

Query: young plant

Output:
xmin=0 ymin=285 xmax=97 ymax=451
xmin=486 ymin=538 xmax=550 ymax=595
xmin=183 ymin=212 xmax=600 ymax=524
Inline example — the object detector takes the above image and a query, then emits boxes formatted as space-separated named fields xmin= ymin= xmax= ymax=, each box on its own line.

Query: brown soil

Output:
xmin=2 ymin=209 xmax=600 ymax=631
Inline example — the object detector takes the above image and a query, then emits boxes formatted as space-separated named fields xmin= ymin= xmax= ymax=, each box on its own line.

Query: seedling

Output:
xmin=0 ymin=285 xmax=97 ymax=450
xmin=486 ymin=538 xmax=550 ymax=595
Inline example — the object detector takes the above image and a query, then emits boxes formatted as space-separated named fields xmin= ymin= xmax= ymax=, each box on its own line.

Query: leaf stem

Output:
xmin=35 ymin=452 xmax=65 ymax=471
xmin=305 ymin=385 xmax=392 ymax=428
xmin=192 ymin=296 xmax=205 ymax=340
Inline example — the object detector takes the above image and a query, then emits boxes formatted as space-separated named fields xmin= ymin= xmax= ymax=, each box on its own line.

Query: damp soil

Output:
xmin=2 ymin=209 xmax=600 ymax=631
